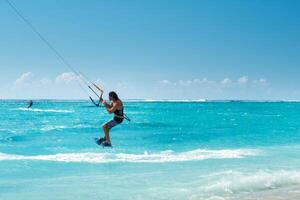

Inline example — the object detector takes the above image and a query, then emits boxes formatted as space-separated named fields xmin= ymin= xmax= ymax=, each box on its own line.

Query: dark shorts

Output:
xmin=106 ymin=119 xmax=120 ymax=130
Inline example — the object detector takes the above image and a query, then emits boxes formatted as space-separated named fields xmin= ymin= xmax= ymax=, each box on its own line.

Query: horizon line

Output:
xmin=1 ymin=98 xmax=300 ymax=103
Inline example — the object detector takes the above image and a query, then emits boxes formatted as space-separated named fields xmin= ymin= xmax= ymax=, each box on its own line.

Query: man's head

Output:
xmin=109 ymin=91 xmax=119 ymax=101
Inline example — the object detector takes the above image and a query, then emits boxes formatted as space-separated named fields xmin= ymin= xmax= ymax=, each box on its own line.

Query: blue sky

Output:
xmin=1 ymin=0 xmax=300 ymax=100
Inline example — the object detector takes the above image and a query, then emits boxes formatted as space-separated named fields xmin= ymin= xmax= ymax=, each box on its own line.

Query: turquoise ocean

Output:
xmin=1 ymin=100 xmax=300 ymax=200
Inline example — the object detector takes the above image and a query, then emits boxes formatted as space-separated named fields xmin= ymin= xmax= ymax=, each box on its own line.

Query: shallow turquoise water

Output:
xmin=1 ymin=100 xmax=300 ymax=199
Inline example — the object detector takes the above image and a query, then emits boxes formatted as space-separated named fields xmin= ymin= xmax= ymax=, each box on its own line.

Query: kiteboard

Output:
xmin=94 ymin=137 xmax=112 ymax=148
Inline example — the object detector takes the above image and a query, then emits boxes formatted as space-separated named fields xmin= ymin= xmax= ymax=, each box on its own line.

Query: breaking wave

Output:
xmin=0 ymin=149 xmax=258 ymax=164
xmin=204 ymin=170 xmax=300 ymax=194
xmin=16 ymin=108 xmax=74 ymax=113
xmin=40 ymin=124 xmax=92 ymax=131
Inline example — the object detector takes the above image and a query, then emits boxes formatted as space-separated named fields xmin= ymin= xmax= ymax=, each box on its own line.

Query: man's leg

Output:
xmin=102 ymin=123 xmax=111 ymax=144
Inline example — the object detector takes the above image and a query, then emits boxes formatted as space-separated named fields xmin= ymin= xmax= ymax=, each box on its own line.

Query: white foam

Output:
xmin=204 ymin=170 xmax=300 ymax=194
xmin=40 ymin=124 xmax=91 ymax=131
xmin=16 ymin=108 xmax=74 ymax=113
xmin=40 ymin=125 xmax=67 ymax=131
xmin=0 ymin=149 xmax=257 ymax=164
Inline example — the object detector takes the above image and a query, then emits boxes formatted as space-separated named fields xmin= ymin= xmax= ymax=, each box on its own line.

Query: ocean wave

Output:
xmin=40 ymin=125 xmax=67 ymax=131
xmin=126 ymin=99 xmax=207 ymax=103
xmin=16 ymin=108 xmax=74 ymax=113
xmin=0 ymin=149 xmax=257 ymax=163
xmin=40 ymin=124 xmax=92 ymax=131
xmin=204 ymin=170 xmax=300 ymax=194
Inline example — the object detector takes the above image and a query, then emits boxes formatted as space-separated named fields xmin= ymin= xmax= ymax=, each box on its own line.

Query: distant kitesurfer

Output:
xmin=94 ymin=83 xmax=124 ymax=147
xmin=27 ymin=100 xmax=33 ymax=109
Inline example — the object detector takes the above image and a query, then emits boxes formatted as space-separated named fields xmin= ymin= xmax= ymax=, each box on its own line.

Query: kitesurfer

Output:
xmin=27 ymin=100 xmax=33 ymax=108
xmin=94 ymin=84 xmax=124 ymax=147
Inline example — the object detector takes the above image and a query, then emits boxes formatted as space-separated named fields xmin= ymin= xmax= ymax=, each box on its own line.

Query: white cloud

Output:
xmin=14 ymin=72 xmax=52 ymax=89
xmin=221 ymin=78 xmax=232 ymax=85
xmin=253 ymin=78 xmax=267 ymax=84
xmin=179 ymin=80 xmax=192 ymax=86
xmin=160 ymin=78 xmax=215 ymax=87
xmin=55 ymin=72 xmax=79 ymax=84
xmin=192 ymin=78 xmax=201 ymax=84
xmin=159 ymin=76 xmax=267 ymax=90
xmin=260 ymin=78 xmax=266 ymax=83
xmin=156 ymin=75 xmax=271 ymax=100
xmin=161 ymin=79 xmax=171 ymax=85
xmin=34 ymin=78 xmax=52 ymax=86
xmin=238 ymin=76 xmax=248 ymax=84
xmin=14 ymin=72 xmax=33 ymax=86
xmin=39 ymin=78 xmax=51 ymax=85
xmin=201 ymin=78 xmax=216 ymax=84
xmin=201 ymin=78 xmax=208 ymax=83
xmin=194 ymin=78 xmax=212 ymax=84
xmin=14 ymin=71 xmax=80 ymax=89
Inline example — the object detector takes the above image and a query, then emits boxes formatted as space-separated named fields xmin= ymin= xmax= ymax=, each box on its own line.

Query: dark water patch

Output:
xmin=79 ymin=105 xmax=99 ymax=108
xmin=129 ymin=122 xmax=174 ymax=128
xmin=0 ymin=135 xmax=27 ymax=143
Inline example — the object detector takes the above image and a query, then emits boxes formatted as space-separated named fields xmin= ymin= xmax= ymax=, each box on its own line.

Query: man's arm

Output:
xmin=104 ymin=102 xmax=119 ymax=114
